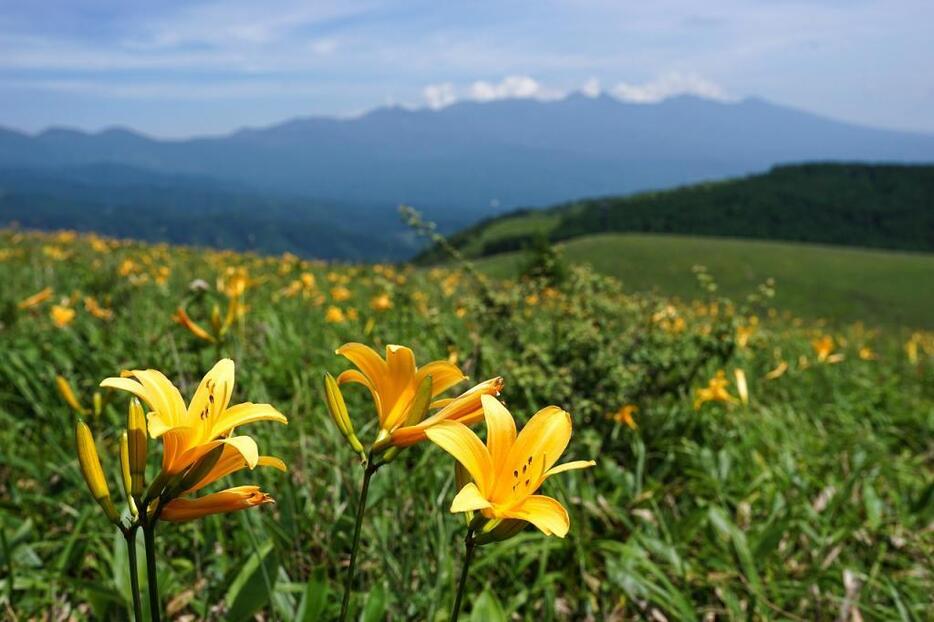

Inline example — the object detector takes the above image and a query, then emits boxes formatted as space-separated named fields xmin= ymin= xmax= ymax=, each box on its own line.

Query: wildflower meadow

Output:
xmin=0 ymin=225 xmax=931 ymax=621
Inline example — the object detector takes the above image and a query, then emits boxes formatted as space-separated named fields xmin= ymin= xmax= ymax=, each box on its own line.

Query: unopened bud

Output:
xmin=75 ymin=420 xmax=120 ymax=524
xmin=127 ymin=399 xmax=147 ymax=496
xmin=324 ymin=373 xmax=365 ymax=456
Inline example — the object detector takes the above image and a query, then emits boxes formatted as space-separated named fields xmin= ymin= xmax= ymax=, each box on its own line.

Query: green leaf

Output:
xmin=361 ymin=582 xmax=387 ymax=622
xmin=225 ymin=541 xmax=279 ymax=622
xmin=470 ymin=589 xmax=506 ymax=622
xmin=295 ymin=568 xmax=329 ymax=622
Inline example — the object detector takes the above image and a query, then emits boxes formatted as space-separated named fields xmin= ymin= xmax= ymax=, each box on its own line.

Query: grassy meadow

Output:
xmin=477 ymin=233 xmax=934 ymax=329
xmin=0 ymin=227 xmax=932 ymax=620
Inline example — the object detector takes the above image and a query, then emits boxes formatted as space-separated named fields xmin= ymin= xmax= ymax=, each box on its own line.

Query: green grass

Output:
xmin=478 ymin=233 xmax=934 ymax=329
xmin=1 ymin=228 xmax=932 ymax=620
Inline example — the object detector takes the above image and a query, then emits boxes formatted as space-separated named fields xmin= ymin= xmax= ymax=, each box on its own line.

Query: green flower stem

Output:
xmin=123 ymin=525 xmax=143 ymax=622
xmin=451 ymin=527 xmax=478 ymax=622
xmin=142 ymin=516 xmax=161 ymax=622
xmin=339 ymin=460 xmax=379 ymax=622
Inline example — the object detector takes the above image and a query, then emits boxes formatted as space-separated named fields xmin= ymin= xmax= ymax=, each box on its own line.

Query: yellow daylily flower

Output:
xmin=160 ymin=485 xmax=274 ymax=522
xmin=812 ymin=335 xmax=844 ymax=363
xmin=51 ymin=305 xmax=76 ymax=328
xmin=336 ymin=342 xmax=468 ymax=435
xmin=612 ymin=404 xmax=638 ymax=430
xmin=693 ymin=370 xmax=737 ymax=410
xmin=100 ymin=359 xmax=287 ymax=476
xmin=426 ymin=395 xmax=595 ymax=538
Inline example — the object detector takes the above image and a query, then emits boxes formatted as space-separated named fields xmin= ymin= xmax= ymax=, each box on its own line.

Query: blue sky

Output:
xmin=1 ymin=0 xmax=931 ymax=137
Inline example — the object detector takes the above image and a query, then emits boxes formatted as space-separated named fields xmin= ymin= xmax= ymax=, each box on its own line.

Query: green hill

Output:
xmin=418 ymin=163 xmax=934 ymax=262
xmin=477 ymin=233 xmax=934 ymax=329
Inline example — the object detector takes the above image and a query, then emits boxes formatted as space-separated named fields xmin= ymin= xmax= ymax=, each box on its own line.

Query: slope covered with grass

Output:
xmin=477 ymin=233 xmax=934 ymax=329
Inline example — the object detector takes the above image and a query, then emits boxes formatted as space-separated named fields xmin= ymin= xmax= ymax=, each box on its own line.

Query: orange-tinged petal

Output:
xmin=160 ymin=485 xmax=273 ymax=522
xmin=416 ymin=360 xmax=466 ymax=397
xmin=172 ymin=435 xmax=259 ymax=475
xmin=450 ymin=482 xmax=492 ymax=513
xmin=336 ymin=343 xmax=388 ymax=391
xmin=425 ymin=421 xmax=493 ymax=494
xmin=184 ymin=446 xmax=286 ymax=494
xmin=481 ymin=395 xmax=516 ymax=468
xmin=502 ymin=495 xmax=569 ymax=537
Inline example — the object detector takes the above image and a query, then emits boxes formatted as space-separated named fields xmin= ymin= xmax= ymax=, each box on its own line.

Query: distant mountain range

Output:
xmin=2 ymin=93 xmax=934 ymax=258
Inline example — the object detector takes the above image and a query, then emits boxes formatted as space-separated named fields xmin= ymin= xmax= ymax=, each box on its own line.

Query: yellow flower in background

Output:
xmin=858 ymin=346 xmax=876 ymax=361
xmin=812 ymin=335 xmax=844 ymax=364
xmin=370 ymin=293 xmax=392 ymax=312
xmin=736 ymin=321 xmax=757 ymax=348
xmin=325 ymin=306 xmax=346 ymax=323
xmin=18 ymin=286 xmax=54 ymax=310
xmin=100 ymin=359 xmax=287 ymax=476
xmin=118 ymin=258 xmax=140 ymax=277
xmin=331 ymin=285 xmax=352 ymax=302
xmin=426 ymin=395 xmax=595 ymax=538
xmin=765 ymin=360 xmax=789 ymax=380
xmin=335 ymin=343 xmax=468 ymax=436
xmin=693 ymin=370 xmax=737 ymax=410
xmin=51 ymin=305 xmax=76 ymax=328
xmin=84 ymin=297 xmax=114 ymax=321
xmin=612 ymin=404 xmax=638 ymax=430
xmin=56 ymin=375 xmax=86 ymax=414
xmin=173 ymin=307 xmax=215 ymax=342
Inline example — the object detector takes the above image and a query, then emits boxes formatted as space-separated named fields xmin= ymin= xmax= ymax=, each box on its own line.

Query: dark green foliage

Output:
xmin=420 ymin=163 xmax=934 ymax=263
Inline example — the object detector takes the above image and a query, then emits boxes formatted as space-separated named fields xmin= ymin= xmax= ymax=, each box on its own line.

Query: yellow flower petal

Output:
xmin=415 ymin=360 xmax=466 ymax=398
xmin=493 ymin=406 xmax=571 ymax=503
xmin=481 ymin=395 xmax=516 ymax=469
xmin=544 ymin=460 xmax=596 ymax=478
xmin=211 ymin=402 xmax=287 ymax=438
xmin=502 ymin=495 xmax=570 ymax=537
xmin=425 ymin=421 xmax=493 ymax=494
xmin=186 ymin=359 xmax=235 ymax=437
xmin=450 ymin=482 xmax=492 ymax=513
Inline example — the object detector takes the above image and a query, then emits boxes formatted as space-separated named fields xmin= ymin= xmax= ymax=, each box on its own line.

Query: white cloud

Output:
xmin=468 ymin=75 xmax=547 ymax=102
xmin=423 ymin=82 xmax=456 ymax=109
xmin=610 ymin=72 xmax=728 ymax=103
xmin=581 ymin=77 xmax=601 ymax=98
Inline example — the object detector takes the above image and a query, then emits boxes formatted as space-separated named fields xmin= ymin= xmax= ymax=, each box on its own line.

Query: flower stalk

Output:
xmin=451 ymin=527 xmax=478 ymax=622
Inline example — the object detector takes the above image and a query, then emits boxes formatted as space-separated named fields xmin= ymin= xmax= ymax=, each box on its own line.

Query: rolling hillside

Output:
xmin=420 ymin=163 xmax=934 ymax=262
xmin=477 ymin=234 xmax=934 ymax=328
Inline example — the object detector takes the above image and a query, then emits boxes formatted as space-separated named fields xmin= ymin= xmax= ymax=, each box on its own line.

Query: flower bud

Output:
xmin=75 ymin=420 xmax=120 ymax=524
xmin=119 ymin=431 xmax=138 ymax=516
xmin=127 ymin=398 xmax=148 ymax=495
xmin=324 ymin=373 xmax=365 ymax=456
xmin=55 ymin=375 xmax=85 ymax=414
xmin=174 ymin=444 xmax=226 ymax=497
xmin=92 ymin=391 xmax=103 ymax=418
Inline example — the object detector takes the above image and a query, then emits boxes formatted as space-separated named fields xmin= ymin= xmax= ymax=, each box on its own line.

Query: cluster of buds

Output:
xmin=74 ymin=399 xmax=148 ymax=529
